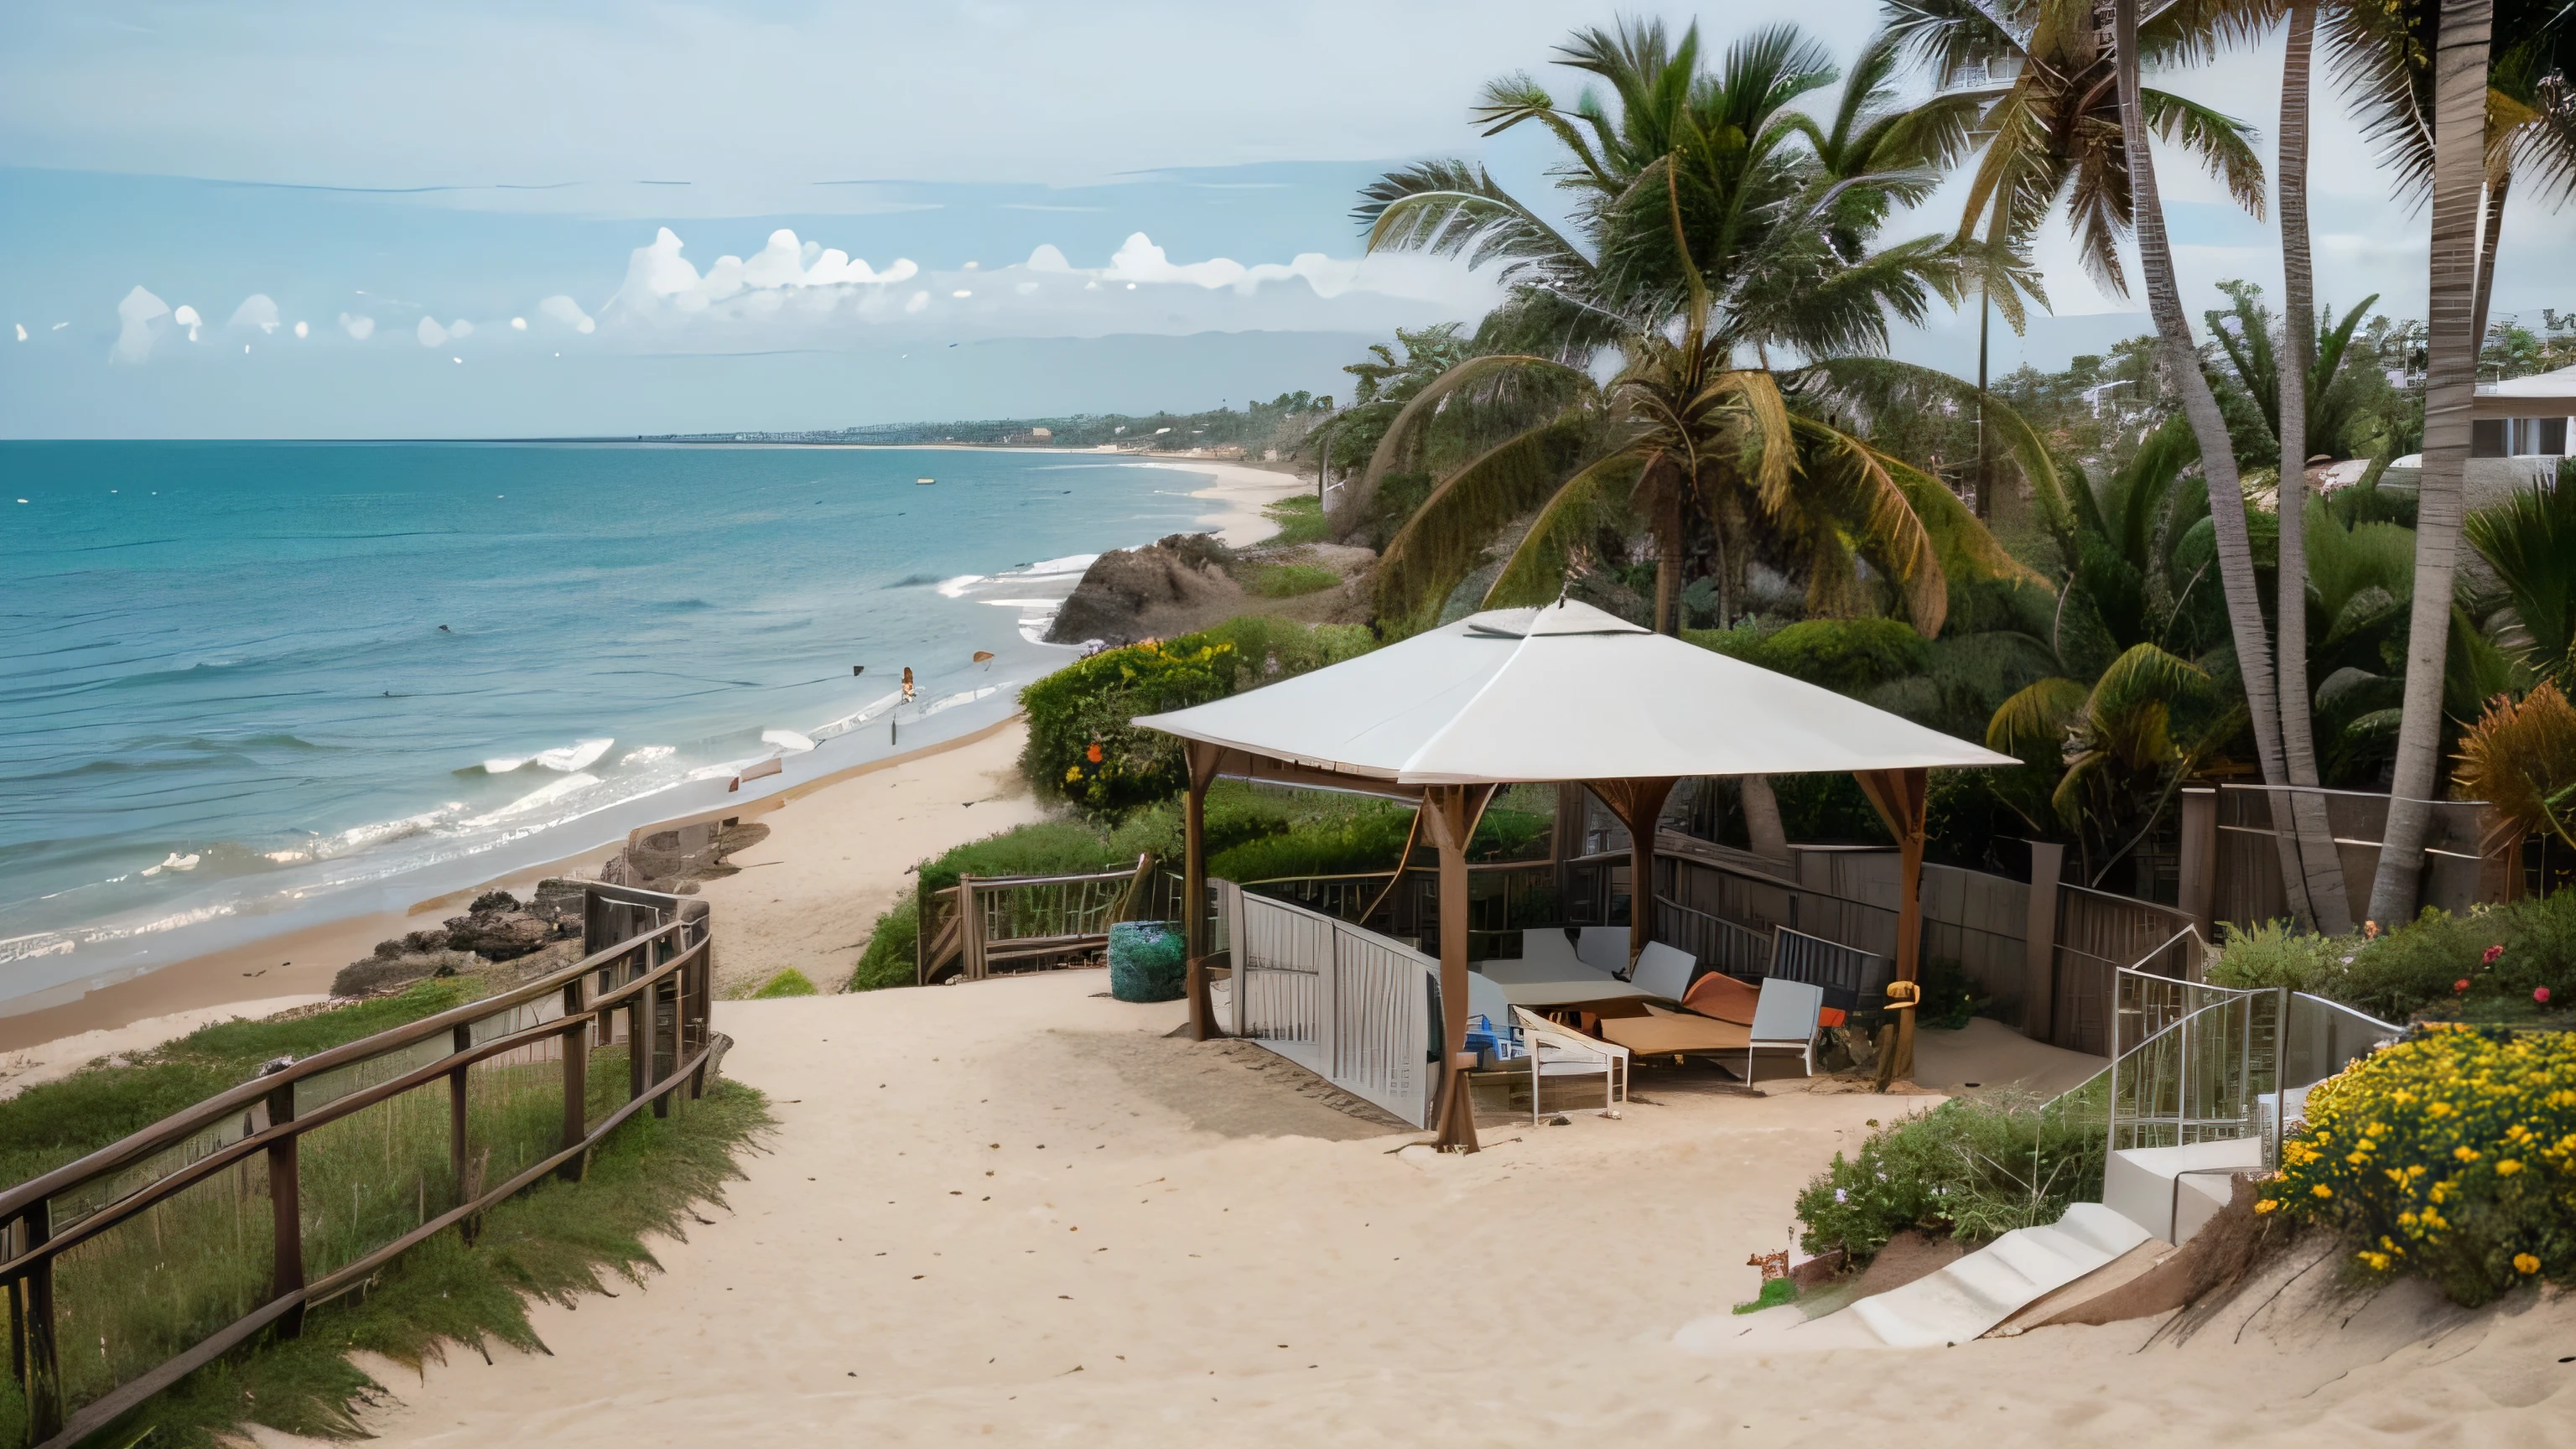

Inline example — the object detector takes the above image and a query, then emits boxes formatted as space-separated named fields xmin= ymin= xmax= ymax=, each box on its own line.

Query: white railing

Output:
xmin=1223 ymin=883 xmax=1437 ymax=1128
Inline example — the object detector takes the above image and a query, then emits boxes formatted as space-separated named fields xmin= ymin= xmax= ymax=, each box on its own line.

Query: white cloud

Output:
xmin=417 ymin=316 xmax=447 ymax=346
xmin=511 ymin=315 xmax=528 ymax=330
xmin=228 ymin=294 xmax=280 ymax=333
xmin=12 ymin=325 xmax=23 ymax=341
xmin=293 ymin=319 xmax=309 ymax=339
xmin=448 ymin=319 xmax=474 ymax=338
xmin=340 ymin=312 xmax=374 ymax=340
xmin=589 ymin=226 xmax=1493 ymax=346
xmin=172 ymin=304 xmax=203 ymax=341
xmin=538 ymin=294 xmax=595 ymax=333
xmin=112 ymin=285 xmax=169 ymax=363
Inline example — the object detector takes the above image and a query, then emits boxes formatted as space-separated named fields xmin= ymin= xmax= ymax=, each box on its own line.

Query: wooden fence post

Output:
xmin=2023 ymin=840 xmax=2065 ymax=1045
xmin=266 ymin=1082 xmax=304 ymax=1340
xmin=559 ymin=976 xmax=589 ymax=1183
xmin=449 ymin=1025 xmax=473 ymax=1242
xmin=2178 ymin=787 xmax=2218 ymax=938
xmin=683 ymin=900 xmax=712 ymax=1098
xmin=959 ymin=876 xmax=987 ymax=982
xmin=19 ymin=1203 xmax=61 ymax=1441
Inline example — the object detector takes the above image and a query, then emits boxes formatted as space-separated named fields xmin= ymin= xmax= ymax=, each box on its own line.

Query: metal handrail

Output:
xmin=4 ymin=885 xmax=714 ymax=1449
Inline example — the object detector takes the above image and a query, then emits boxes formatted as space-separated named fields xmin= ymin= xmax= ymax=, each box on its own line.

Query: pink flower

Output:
xmin=2454 ymin=979 xmax=2471 ymax=995
xmin=2482 ymin=944 xmax=2504 ymax=965
xmin=2539 ymin=987 xmax=2553 ymax=1006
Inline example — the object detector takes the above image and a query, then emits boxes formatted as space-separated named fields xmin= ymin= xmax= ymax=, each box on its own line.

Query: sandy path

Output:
xmin=693 ymin=720 xmax=1048 ymax=995
xmin=350 ymin=971 xmax=2574 ymax=1447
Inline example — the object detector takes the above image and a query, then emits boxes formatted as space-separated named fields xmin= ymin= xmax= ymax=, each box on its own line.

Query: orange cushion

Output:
xmin=1680 ymin=972 xmax=1759 ymax=1025
xmin=1818 ymin=1007 xmax=1846 ymax=1029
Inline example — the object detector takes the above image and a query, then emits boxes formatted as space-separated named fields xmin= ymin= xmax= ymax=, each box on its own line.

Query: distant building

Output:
xmin=1031 ymin=427 xmax=1052 ymax=440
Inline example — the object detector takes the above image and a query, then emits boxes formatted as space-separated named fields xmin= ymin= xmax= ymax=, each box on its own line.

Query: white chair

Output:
xmin=1576 ymin=926 xmax=1631 ymax=977
xmin=1518 ymin=928 xmax=1586 ymax=971
xmin=1467 ymin=970 xmax=1515 ymax=1052
xmin=1744 ymin=977 xmax=1827 ymax=1081
xmin=1628 ymin=941 xmax=1697 ymax=1002
xmin=1510 ymin=1006 xmax=1629 ymax=1121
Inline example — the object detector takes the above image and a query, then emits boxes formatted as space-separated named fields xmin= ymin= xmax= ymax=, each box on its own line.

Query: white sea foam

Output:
xmin=482 ymin=756 xmax=531 ymax=774
xmin=534 ymin=737 xmax=614 ymax=771
xmin=811 ymin=691 xmax=902 ymax=741
xmin=620 ymin=745 xmax=676 ymax=766
xmin=464 ymin=772 xmax=602 ymax=827
xmin=936 ymin=574 xmax=983 ymax=598
xmin=141 ymin=852 xmax=201 ymax=876
xmin=761 ymin=728 xmax=818 ymax=753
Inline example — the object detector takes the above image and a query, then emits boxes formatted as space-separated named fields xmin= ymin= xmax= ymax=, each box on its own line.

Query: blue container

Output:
xmin=1107 ymin=920 xmax=1187 ymax=1003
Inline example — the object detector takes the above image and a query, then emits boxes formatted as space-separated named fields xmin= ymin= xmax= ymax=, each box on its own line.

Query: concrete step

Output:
xmin=1847 ymin=1203 xmax=2153 ymax=1348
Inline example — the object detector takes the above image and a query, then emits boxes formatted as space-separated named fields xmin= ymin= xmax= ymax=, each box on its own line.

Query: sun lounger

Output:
xmin=1598 ymin=975 xmax=1827 ymax=1081
xmin=1627 ymin=940 xmax=1697 ymax=1002
xmin=1510 ymin=1006 xmax=1628 ymax=1120
xmin=1746 ymin=976 xmax=1826 ymax=1078
xmin=1576 ymin=925 xmax=1631 ymax=976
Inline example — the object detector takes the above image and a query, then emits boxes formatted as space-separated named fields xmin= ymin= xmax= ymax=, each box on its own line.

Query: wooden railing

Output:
xmin=1241 ymin=860 xmax=1555 ymax=958
xmin=916 ymin=857 xmax=1169 ymax=984
xmin=1650 ymin=896 xmax=1774 ymax=980
xmin=0 ymin=884 xmax=714 ymax=1449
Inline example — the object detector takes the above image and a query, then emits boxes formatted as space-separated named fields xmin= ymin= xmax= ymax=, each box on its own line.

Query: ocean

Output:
xmin=0 ymin=441 xmax=1230 ymax=1013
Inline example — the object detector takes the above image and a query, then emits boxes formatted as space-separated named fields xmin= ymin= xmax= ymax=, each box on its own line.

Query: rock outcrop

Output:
xmin=1045 ymin=533 xmax=1245 ymax=647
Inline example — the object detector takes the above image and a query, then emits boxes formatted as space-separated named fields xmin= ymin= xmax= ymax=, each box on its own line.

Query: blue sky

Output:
xmin=2 ymin=2 xmax=2563 ymax=439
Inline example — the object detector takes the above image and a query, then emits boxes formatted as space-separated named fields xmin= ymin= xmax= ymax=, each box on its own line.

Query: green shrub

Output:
xmin=1795 ymin=1080 xmax=2107 ymax=1259
xmin=1915 ymin=957 xmax=1986 ymax=1031
xmin=1212 ymin=805 xmax=1417 ymax=880
xmin=1685 ymin=616 xmax=1935 ymax=695
xmin=1019 ymin=615 xmax=1376 ymax=812
xmin=1262 ymin=492 xmax=1332 ymax=545
xmin=750 ymin=969 xmax=818 ymax=999
xmin=1250 ymin=563 xmax=1341 ymax=598
xmin=849 ymin=906 xmax=918 ymax=992
xmin=1732 ymin=1277 xmax=1799 ymax=1314
xmin=2206 ymin=893 xmax=2576 ymax=1023
xmin=2258 ymin=1025 xmax=2575 ymax=1305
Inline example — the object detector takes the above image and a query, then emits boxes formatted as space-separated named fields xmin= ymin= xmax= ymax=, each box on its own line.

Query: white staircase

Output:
xmin=1847 ymin=1202 xmax=2153 ymax=1348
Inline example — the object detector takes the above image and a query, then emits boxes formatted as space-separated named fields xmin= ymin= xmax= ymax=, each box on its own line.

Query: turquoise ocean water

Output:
xmin=0 ymin=442 xmax=1223 ymax=1011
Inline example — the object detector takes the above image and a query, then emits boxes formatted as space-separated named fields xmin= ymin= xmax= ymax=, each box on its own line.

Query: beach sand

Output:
xmin=0 ymin=719 xmax=1051 ymax=1064
xmin=340 ymin=971 xmax=2574 ymax=1447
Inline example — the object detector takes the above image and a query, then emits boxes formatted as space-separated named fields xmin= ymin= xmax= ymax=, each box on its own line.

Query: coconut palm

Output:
xmin=2367 ymin=0 xmax=2498 ymax=926
xmin=1988 ymin=643 xmax=2240 ymax=885
xmin=1343 ymin=23 xmax=2060 ymax=636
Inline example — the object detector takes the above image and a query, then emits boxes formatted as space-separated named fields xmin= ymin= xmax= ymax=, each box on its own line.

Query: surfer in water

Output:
xmin=901 ymin=666 xmax=915 ymax=704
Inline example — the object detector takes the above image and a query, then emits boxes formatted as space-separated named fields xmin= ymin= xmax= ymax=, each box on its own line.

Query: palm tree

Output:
xmin=1988 ymin=643 xmax=2239 ymax=886
xmin=2367 ymin=0 xmax=2496 ymax=927
xmin=2465 ymin=465 xmax=2576 ymax=691
xmin=1344 ymin=23 xmax=2059 ymax=636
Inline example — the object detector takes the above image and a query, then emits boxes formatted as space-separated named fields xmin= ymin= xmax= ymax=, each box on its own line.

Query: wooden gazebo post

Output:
xmin=1854 ymin=767 xmax=1929 ymax=1088
xmin=1422 ymin=782 xmax=1495 ymax=1152
xmin=1182 ymin=740 xmax=1222 ymax=1041
xmin=1586 ymin=778 xmax=1677 ymax=969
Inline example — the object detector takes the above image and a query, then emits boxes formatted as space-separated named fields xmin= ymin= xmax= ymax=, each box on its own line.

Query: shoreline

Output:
xmin=4 ymin=449 xmax=1294 ymax=1042
xmin=0 ymin=714 xmax=1040 ymax=1057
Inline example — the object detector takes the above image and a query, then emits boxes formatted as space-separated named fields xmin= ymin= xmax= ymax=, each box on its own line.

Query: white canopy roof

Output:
xmin=1133 ymin=599 xmax=2018 ymax=786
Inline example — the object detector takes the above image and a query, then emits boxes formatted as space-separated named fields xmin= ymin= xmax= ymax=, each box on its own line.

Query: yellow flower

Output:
xmin=2496 ymin=1160 xmax=2522 ymax=1176
xmin=2345 ymin=1151 xmax=2369 ymax=1166
xmin=2311 ymin=1183 xmax=2334 ymax=1199
xmin=2454 ymin=1145 xmax=2481 ymax=1162
xmin=2514 ymin=1254 xmax=2541 ymax=1275
xmin=2253 ymin=1197 xmax=2279 ymax=1215
xmin=2357 ymin=1251 xmax=2392 ymax=1271
xmin=2428 ymin=1101 xmax=2454 ymax=1118
xmin=2398 ymin=1212 xmax=2418 ymax=1227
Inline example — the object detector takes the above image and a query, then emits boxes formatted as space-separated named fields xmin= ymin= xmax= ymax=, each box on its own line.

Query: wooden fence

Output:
xmin=916 ymin=858 xmax=1171 ymax=984
xmin=1 ymin=884 xmax=713 ymax=1449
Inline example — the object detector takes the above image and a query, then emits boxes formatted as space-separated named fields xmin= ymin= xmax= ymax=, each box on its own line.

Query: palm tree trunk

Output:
xmin=1654 ymin=494 xmax=1684 ymax=635
xmin=2112 ymin=0 xmax=2318 ymax=927
xmin=2470 ymin=166 xmax=2511 ymax=371
xmin=1976 ymin=286 xmax=1992 ymax=519
xmin=2368 ymin=0 xmax=2493 ymax=927
xmin=2275 ymin=3 xmax=2356 ymax=934
xmin=1742 ymin=776 xmax=1791 ymax=861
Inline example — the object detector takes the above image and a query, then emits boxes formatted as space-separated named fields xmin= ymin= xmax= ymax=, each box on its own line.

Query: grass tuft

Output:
xmin=749 ymin=968 xmax=819 ymax=999
xmin=1249 ymin=563 xmax=1340 ymax=598
xmin=78 ymin=1082 xmax=771 ymax=1449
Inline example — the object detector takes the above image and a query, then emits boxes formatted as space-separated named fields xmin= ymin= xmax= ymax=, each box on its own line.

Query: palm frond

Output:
xmin=1338 ymin=352 xmax=1590 ymax=532
xmin=1372 ymin=413 xmax=1600 ymax=629
xmin=1483 ymin=451 xmax=1649 ymax=606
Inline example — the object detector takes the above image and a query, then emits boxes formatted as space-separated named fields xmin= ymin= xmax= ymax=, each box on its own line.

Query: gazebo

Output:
xmin=1134 ymin=599 xmax=2016 ymax=1150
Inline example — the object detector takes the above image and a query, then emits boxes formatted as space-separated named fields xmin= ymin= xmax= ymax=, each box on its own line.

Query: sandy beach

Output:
xmin=1 ymin=450 xmax=1298 ymax=1064
xmin=339 ymin=972 xmax=2573 ymax=1447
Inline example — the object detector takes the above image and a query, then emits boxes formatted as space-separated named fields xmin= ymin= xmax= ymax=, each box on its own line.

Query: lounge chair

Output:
xmin=1576 ymin=925 xmax=1631 ymax=976
xmin=1745 ymin=977 xmax=1826 ymax=1079
xmin=1510 ymin=1005 xmax=1628 ymax=1121
xmin=1627 ymin=940 xmax=1697 ymax=1002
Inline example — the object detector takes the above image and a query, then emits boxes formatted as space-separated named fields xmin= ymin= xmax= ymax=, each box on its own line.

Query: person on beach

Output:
xmin=901 ymin=666 xmax=915 ymax=704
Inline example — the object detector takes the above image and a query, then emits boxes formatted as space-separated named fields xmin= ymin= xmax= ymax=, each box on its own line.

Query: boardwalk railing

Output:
xmin=0 ymin=884 xmax=715 ymax=1449
xmin=917 ymin=857 xmax=1171 ymax=984
xmin=1650 ymin=896 xmax=1774 ymax=980
xmin=1223 ymin=885 xmax=1437 ymax=1128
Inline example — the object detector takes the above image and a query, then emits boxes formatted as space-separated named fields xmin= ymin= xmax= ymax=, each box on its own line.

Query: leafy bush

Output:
xmin=1262 ymin=492 xmax=1332 ymax=546
xmin=848 ymin=906 xmax=918 ymax=993
xmin=1250 ymin=563 xmax=1341 ymax=598
xmin=2257 ymin=1025 xmax=2576 ymax=1305
xmin=1915 ymin=957 xmax=1987 ymax=1031
xmin=1795 ymin=1080 xmax=2107 ymax=1259
xmin=750 ymin=969 xmax=818 ymax=999
xmin=1208 ymin=806 xmax=1417 ymax=880
xmin=1019 ymin=616 xmax=1376 ymax=813
xmin=2207 ymin=893 xmax=2576 ymax=1023
xmin=846 ymin=822 xmax=1135 ymax=992
xmin=1685 ymin=616 xmax=1934 ymax=695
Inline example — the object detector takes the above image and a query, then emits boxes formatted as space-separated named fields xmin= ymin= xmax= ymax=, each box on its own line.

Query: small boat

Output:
xmin=915 ymin=476 xmax=937 ymax=486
